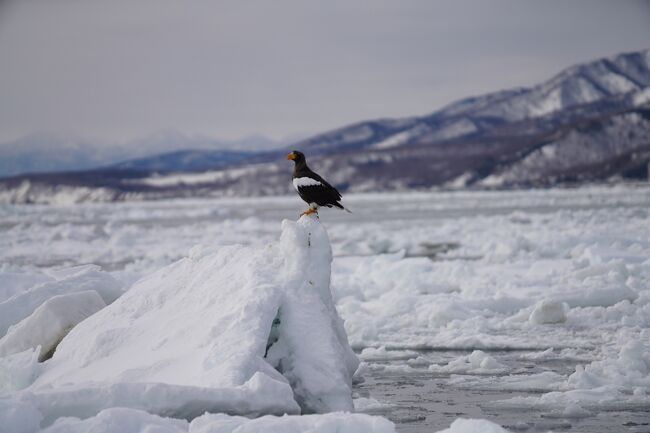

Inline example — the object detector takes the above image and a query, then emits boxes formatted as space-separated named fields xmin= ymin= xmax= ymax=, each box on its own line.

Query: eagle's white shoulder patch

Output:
xmin=293 ymin=177 xmax=322 ymax=190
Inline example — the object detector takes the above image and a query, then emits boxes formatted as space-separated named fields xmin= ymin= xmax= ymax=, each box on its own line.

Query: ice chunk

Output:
xmin=0 ymin=272 xmax=54 ymax=303
xmin=0 ymin=291 xmax=106 ymax=361
xmin=189 ymin=412 xmax=396 ymax=433
xmin=353 ymin=397 xmax=394 ymax=411
xmin=0 ymin=347 xmax=41 ymax=392
xmin=28 ymin=247 xmax=296 ymax=419
xmin=429 ymin=350 xmax=508 ymax=374
xmin=528 ymin=299 xmax=568 ymax=324
xmin=568 ymin=339 xmax=650 ymax=390
xmin=0 ymin=266 xmax=122 ymax=338
xmin=22 ymin=372 xmax=295 ymax=427
xmin=448 ymin=371 xmax=565 ymax=392
xmin=21 ymin=215 xmax=357 ymax=423
xmin=265 ymin=217 xmax=359 ymax=413
xmin=494 ymin=334 xmax=650 ymax=409
xmin=436 ymin=418 xmax=510 ymax=433
xmin=560 ymin=403 xmax=592 ymax=418
xmin=359 ymin=346 xmax=419 ymax=361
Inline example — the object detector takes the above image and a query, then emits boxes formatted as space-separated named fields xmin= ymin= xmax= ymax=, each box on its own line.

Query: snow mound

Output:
xmin=0 ymin=291 xmax=106 ymax=361
xmin=528 ymin=299 xmax=568 ymax=324
xmin=18 ymin=215 xmax=358 ymax=424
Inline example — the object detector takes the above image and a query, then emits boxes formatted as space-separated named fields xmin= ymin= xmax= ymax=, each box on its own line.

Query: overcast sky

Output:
xmin=1 ymin=0 xmax=649 ymax=144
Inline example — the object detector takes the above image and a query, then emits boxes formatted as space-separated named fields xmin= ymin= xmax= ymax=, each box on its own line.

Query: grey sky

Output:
xmin=1 ymin=0 xmax=649 ymax=143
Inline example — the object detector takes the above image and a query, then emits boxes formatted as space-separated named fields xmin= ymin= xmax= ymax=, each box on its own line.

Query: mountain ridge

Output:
xmin=2 ymin=48 xmax=649 ymax=204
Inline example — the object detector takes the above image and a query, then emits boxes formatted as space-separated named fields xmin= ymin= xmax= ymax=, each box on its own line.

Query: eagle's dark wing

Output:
xmin=293 ymin=173 xmax=343 ymax=207
xmin=308 ymin=172 xmax=342 ymax=200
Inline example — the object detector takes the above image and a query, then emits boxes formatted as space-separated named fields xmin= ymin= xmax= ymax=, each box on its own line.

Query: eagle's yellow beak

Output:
xmin=287 ymin=152 xmax=296 ymax=160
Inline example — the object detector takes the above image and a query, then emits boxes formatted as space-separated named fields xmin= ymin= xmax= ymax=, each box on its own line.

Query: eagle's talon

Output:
xmin=300 ymin=208 xmax=318 ymax=217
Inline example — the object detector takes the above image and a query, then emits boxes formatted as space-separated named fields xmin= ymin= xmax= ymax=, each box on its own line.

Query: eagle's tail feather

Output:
xmin=336 ymin=202 xmax=352 ymax=213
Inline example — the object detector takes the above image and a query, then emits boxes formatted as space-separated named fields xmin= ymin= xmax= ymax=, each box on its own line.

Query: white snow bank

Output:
xmin=528 ymin=299 xmax=567 ymax=324
xmin=0 ymin=265 xmax=122 ymax=338
xmin=17 ymin=215 xmax=357 ymax=424
xmin=189 ymin=412 xmax=396 ymax=433
xmin=0 ymin=291 xmax=106 ymax=361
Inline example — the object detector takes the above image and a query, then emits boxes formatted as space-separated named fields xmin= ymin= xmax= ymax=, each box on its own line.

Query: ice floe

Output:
xmin=1 ymin=215 xmax=361 ymax=429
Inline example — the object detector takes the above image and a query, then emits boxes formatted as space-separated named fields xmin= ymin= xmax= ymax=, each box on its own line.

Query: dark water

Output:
xmin=354 ymin=350 xmax=650 ymax=433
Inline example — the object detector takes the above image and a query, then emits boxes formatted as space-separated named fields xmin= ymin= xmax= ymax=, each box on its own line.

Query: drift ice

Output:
xmin=5 ymin=215 xmax=359 ymax=427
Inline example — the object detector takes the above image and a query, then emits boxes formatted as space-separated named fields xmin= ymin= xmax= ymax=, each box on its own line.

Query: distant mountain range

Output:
xmin=1 ymin=49 xmax=649 ymax=204
xmin=0 ymin=131 xmax=284 ymax=178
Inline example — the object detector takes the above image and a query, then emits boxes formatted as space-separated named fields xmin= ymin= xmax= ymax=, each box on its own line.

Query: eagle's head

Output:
xmin=286 ymin=151 xmax=305 ymax=163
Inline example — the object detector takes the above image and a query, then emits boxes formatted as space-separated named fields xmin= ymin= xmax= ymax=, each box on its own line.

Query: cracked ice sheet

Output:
xmin=328 ymin=193 xmax=650 ymax=362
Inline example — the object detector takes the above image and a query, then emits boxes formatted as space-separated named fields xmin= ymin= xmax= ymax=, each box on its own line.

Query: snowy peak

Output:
xmin=433 ymin=49 xmax=650 ymax=123
xmin=514 ymin=49 xmax=650 ymax=117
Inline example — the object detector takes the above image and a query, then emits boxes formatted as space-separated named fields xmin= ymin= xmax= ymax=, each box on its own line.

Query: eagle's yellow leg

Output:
xmin=300 ymin=208 xmax=318 ymax=217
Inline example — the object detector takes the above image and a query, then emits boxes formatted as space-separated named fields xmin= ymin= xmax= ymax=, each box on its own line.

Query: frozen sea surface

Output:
xmin=1 ymin=184 xmax=650 ymax=432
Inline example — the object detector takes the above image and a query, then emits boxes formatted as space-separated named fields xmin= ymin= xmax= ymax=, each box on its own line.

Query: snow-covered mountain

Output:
xmin=2 ymin=49 xmax=650 ymax=203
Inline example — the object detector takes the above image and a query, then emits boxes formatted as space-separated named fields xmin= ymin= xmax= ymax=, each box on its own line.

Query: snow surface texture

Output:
xmin=0 ymin=215 xmax=360 ymax=430
xmin=2 ymin=186 xmax=650 ymax=431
